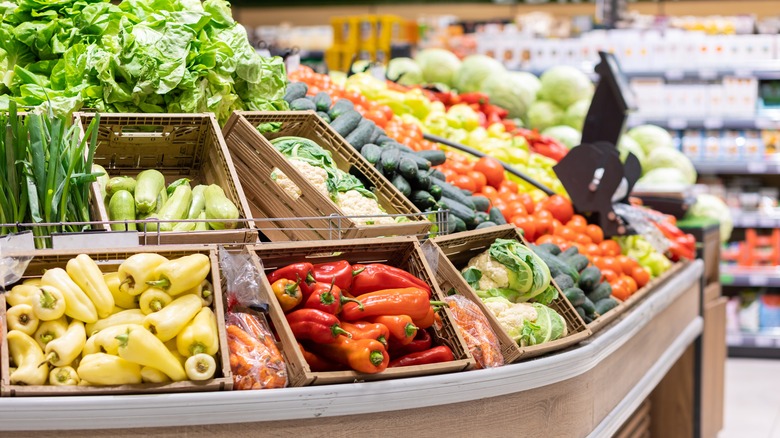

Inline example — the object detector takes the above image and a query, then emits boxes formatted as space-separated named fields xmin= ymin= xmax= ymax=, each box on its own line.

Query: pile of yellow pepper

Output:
xmin=5 ymin=253 xmax=220 ymax=386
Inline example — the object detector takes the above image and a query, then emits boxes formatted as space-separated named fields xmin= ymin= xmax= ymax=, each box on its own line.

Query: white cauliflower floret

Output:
xmin=272 ymin=159 xmax=329 ymax=200
xmin=482 ymin=297 xmax=514 ymax=318
xmin=464 ymin=250 xmax=510 ymax=290
xmin=336 ymin=190 xmax=395 ymax=225
xmin=496 ymin=303 xmax=537 ymax=340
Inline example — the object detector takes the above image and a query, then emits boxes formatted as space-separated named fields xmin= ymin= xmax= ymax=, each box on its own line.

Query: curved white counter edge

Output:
xmin=0 ymin=261 xmax=704 ymax=432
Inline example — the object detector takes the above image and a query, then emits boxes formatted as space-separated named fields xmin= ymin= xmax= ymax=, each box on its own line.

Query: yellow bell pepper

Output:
xmin=82 ymin=323 xmax=144 ymax=356
xmin=78 ymin=353 xmax=142 ymax=385
xmin=49 ymin=366 xmax=80 ymax=386
xmin=104 ymin=272 xmax=137 ymax=309
xmin=23 ymin=278 xmax=42 ymax=287
xmin=118 ymin=253 xmax=169 ymax=296
xmin=143 ymin=294 xmax=202 ymax=342
xmin=32 ymin=285 xmax=66 ymax=321
xmin=34 ymin=317 xmax=68 ymax=351
xmin=183 ymin=279 xmax=214 ymax=307
xmin=44 ymin=320 xmax=86 ymax=367
xmin=140 ymin=366 xmax=171 ymax=383
xmin=6 ymin=284 xmax=37 ymax=307
xmin=66 ymin=254 xmax=115 ymax=319
xmin=7 ymin=304 xmax=40 ymax=336
xmin=41 ymin=268 xmax=98 ymax=323
xmin=7 ymin=330 xmax=48 ymax=385
xmin=146 ymin=254 xmax=210 ymax=296
xmin=115 ymin=326 xmax=187 ymax=381
xmin=139 ymin=287 xmax=173 ymax=315
xmin=184 ymin=353 xmax=216 ymax=381
xmin=176 ymin=307 xmax=219 ymax=357
xmin=85 ymin=309 xmax=146 ymax=336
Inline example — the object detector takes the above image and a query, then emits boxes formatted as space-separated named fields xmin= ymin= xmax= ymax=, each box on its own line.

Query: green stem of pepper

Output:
xmin=331 ymin=324 xmax=351 ymax=338
xmin=369 ymin=351 xmax=384 ymax=366
xmin=404 ymin=323 xmax=418 ymax=338
xmin=340 ymin=296 xmax=364 ymax=310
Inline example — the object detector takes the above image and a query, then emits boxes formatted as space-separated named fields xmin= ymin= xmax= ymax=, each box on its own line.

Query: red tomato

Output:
xmin=363 ymin=110 xmax=388 ymax=128
xmin=491 ymin=198 xmax=507 ymax=213
xmin=556 ymin=226 xmax=577 ymax=242
xmin=567 ymin=215 xmax=588 ymax=234
xmin=585 ymin=224 xmax=604 ymax=244
xmin=599 ymin=240 xmax=622 ymax=257
xmin=621 ymin=276 xmax=638 ymax=295
xmin=601 ymin=269 xmax=619 ymax=283
xmin=468 ymin=171 xmax=487 ymax=193
xmin=583 ymin=243 xmax=601 ymax=256
xmin=499 ymin=179 xmax=519 ymax=194
xmin=533 ymin=216 xmax=554 ymax=239
xmin=611 ymin=282 xmax=630 ymax=301
xmin=503 ymin=201 xmax=528 ymax=222
xmin=551 ymin=219 xmax=564 ymax=235
xmin=511 ymin=216 xmax=536 ymax=242
xmin=535 ymin=210 xmax=553 ymax=221
xmin=517 ymin=193 xmax=535 ymax=215
xmin=500 ymin=192 xmax=520 ymax=204
xmin=573 ymin=233 xmax=593 ymax=245
xmin=539 ymin=195 xmax=574 ymax=224
xmin=616 ymin=255 xmax=639 ymax=276
xmin=451 ymin=174 xmax=477 ymax=193
xmin=481 ymin=186 xmax=498 ymax=199
xmin=441 ymin=168 xmax=458 ymax=181
xmin=595 ymin=257 xmax=621 ymax=274
xmin=473 ymin=157 xmax=505 ymax=188
xmin=535 ymin=234 xmax=556 ymax=245
xmin=449 ymin=161 xmax=473 ymax=175
xmin=631 ymin=266 xmax=651 ymax=288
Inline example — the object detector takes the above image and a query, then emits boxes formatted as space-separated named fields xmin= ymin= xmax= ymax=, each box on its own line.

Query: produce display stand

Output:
xmin=0 ymin=260 xmax=704 ymax=437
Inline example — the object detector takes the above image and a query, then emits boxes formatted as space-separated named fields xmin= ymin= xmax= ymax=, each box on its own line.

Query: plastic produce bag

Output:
xmin=443 ymin=295 xmax=504 ymax=369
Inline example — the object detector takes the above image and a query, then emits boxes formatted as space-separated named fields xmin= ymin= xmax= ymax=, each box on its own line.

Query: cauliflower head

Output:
xmin=272 ymin=159 xmax=329 ymax=200
xmin=336 ymin=190 xmax=395 ymax=225
xmin=482 ymin=297 xmax=514 ymax=318
xmin=463 ymin=250 xmax=511 ymax=291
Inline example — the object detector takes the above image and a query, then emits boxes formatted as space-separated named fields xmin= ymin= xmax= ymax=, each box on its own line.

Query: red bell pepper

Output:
xmin=350 ymin=264 xmax=431 ymax=296
xmin=285 ymin=308 xmax=351 ymax=344
xmin=341 ymin=287 xmax=442 ymax=321
xmin=369 ymin=315 xmax=418 ymax=346
xmin=458 ymin=92 xmax=489 ymax=105
xmin=340 ymin=321 xmax=390 ymax=347
xmin=482 ymin=103 xmax=508 ymax=119
xmin=267 ymin=262 xmax=317 ymax=301
xmin=311 ymin=261 xmax=364 ymax=292
xmin=388 ymin=345 xmax=454 ymax=368
xmin=390 ymin=327 xmax=432 ymax=356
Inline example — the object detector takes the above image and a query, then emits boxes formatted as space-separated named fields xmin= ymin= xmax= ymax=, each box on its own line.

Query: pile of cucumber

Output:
xmin=284 ymin=81 xmax=495 ymax=234
xmin=103 ymin=169 xmax=240 ymax=232
xmin=531 ymin=243 xmax=619 ymax=324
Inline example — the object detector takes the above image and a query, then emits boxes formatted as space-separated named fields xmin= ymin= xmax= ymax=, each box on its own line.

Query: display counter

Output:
xmin=1 ymin=261 xmax=704 ymax=438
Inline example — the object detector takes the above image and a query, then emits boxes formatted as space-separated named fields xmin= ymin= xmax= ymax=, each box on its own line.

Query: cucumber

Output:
xmin=471 ymin=196 xmax=490 ymax=212
xmin=158 ymin=184 xmax=193 ymax=231
xmin=578 ymin=267 xmax=602 ymax=292
xmin=316 ymin=111 xmax=331 ymax=123
xmin=431 ymin=178 xmax=475 ymax=209
xmin=398 ymin=157 xmax=418 ymax=180
xmin=108 ymin=190 xmax=136 ymax=231
xmin=430 ymin=169 xmax=446 ymax=181
xmin=134 ymin=169 xmax=166 ymax=214
xmin=380 ymin=148 xmax=401 ymax=174
xmin=553 ymin=274 xmax=575 ymax=291
xmin=415 ymin=150 xmax=446 ymax=166
xmin=360 ymin=143 xmax=382 ymax=165
xmin=532 ymin=247 xmax=580 ymax=283
xmin=439 ymin=197 xmax=477 ymax=229
xmin=187 ymin=185 xmax=207 ymax=219
xmin=344 ymin=118 xmax=375 ymax=151
xmin=568 ymin=254 xmax=590 ymax=273
xmin=391 ymin=174 xmax=412 ymax=197
xmin=329 ymin=110 xmax=361 ymax=137
xmin=563 ymin=287 xmax=586 ymax=307
xmin=106 ymin=176 xmax=137 ymax=198
xmin=488 ymin=207 xmax=507 ymax=225
xmin=204 ymin=184 xmax=239 ymax=230
xmin=375 ymin=134 xmax=393 ymax=145
xmin=166 ymin=177 xmax=190 ymax=196
xmin=537 ymin=243 xmax=562 ymax=255
xmin=429 ymin=184 xmax=442 ymax=201
xmin=594 ymin=297 xmax=619 ymax=315
xmin=475 ymin=211 xmax=489 ymax=224
xmin=446 ymin=213 xmax=458 ymax=234
xmin=380 ymin=141 xmax=415 ymax=154
xmin=369 ymin=126 xmax=383 ymax=144
xmin=575 ymin=306 xmax=587 ymax=321
xmin=313 ymin=92 xmax=332 ymax=112
xmin=580 ymin=297 xmax=596 ymax=317
xmin=461 ymin=189 xmax=473 ymax=197
xmin=290 ymin=98 xmax=316 ymax=111
xmin=561 ymin=246 xmax=580 ymax=259
xmin=588 ymin=282 xmax=613 ymax=302
xmin=328 ymin=99 xmax=354 ymax=119
xmin=476 ymin=221 xmax=497 ymax=229
xmin=399 ymin=152 xmax=431 ymax=171
xmin=583 ymin=313 xmax=594 ymax=324
xmin=411 ymin=190 xmax=436 ymax=211
xmin=412 ymin=170 xmax=432 ymax=191
xmin=283 ymin=82 xmax=307 ymax=103
xmin=453 ymin=215 xmax=467 ymax=233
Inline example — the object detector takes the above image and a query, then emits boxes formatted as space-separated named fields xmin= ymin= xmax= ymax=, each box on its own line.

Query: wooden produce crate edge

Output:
xmin=1 ymin=246 xmax=232 ymax=396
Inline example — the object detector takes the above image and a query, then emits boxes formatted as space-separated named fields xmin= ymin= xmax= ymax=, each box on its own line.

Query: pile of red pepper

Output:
xmin=267 ymin=261 xmax=454 ymax=374
xmin=511 ymin=128 xmax=569 ymax=162
xmin=653 ymin=214 xmax=696 ymax=262
xmin=426 ymin=90 xmax=513 ymax=129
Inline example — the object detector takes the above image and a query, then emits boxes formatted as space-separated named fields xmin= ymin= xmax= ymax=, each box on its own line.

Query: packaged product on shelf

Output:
xmin=442 ymin=294 xmax=503 ymax=369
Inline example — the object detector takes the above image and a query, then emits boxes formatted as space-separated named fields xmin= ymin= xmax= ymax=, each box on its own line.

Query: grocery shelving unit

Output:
xmin=727 ymin=331 xmax=780 ymax=359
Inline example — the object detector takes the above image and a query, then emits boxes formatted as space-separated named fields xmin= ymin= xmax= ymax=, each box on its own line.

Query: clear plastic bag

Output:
xmin=443 ymin=294 xmax=504 ymax=369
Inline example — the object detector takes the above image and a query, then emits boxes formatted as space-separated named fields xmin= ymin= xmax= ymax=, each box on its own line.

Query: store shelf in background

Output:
xmin=690 ymin=159 xmax=780 ymax=175
xmin=731 ymin=211 xmax=780 ymax=229
xmin=720 ymin=265 xmax=780 ymax=287
xmin=626 ymin=114 xmax=780 ymax=131
xmin=727 ymin=331 xmax=780 ymax=358
xmin=530 ymin=63 xmax=780 ymax=82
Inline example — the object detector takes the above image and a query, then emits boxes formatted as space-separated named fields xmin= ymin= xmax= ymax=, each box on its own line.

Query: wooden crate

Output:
xmin=76 ymin=113 xmax=256 ymax=245
xmin=431 ymin=225 xmax=591 ymax=364
xmin=0 ymin=246 xmax=232 ymax=396
xmin=246 ymin=237 xmax=474 ymax=386
xmin=222 ymin=111 xmax=431 ymax=241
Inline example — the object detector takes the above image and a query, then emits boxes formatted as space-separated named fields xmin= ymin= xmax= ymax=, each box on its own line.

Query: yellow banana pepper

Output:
xmin=143 ymin=294 xmax=201 ymax=342
xmin=44 ymin=320 xmax=86 ymax=367
xmin=66 ymin=254 xmax=115 ymax=319
xmin=85 ymin=309 xmax=146 ymax=336
xmin=23 ymin=278 xmax=42 ymax=287
xmin=184 ymin=353 xmax=216 ymax=381
xmin=34 ymin=317 xmax=68 ymax=351
xmin=78 ymin=353 xmax=142 ymax=385
xmin=41 ymin=268 xmax=98 ymax=323
xmin=82 ymin=323 xmax=144 ymax=356
xmin=115 ymin=326 xmax=187 ymax=381
xmin=104 ymin=272 xmax=137 ymax=309
xmin=7 ymin=330 xmax=48 ymax=385
xmin=139 ymin=287 xmax=173 ymax=315
xmin=183 ymin=280 xmax=214 ymax=307
xmin=7 ymin=284 xmax=37 ymax=307
xmin=165 ymin=340 xmax=188 ymax=366
xmin=146 ymin=254 xmax=211 ymax=296
xmin=7 ymin=304 xmax=40 ymax=336
xmin=49 ymin=366 xmax=80 ymax=386
xmin=140 ymin=366 xmax=171 ymax=383
xmin=118 ymin=253 xmax=169 ymax=296
xmin=176 ymin=307 xmax=219 ymax=357
xmin=32 ymin=285 xmax=66 ymax=321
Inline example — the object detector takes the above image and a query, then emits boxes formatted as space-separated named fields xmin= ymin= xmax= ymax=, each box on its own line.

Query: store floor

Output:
xmin=720 ymin=358 xmax=780 ymax=438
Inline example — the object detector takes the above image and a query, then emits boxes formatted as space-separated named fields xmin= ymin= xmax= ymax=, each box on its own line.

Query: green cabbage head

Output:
xmin=538 ymin=66 xmax=594 ymax=108
xmin=527 ymin=100 xmax=564 ymax=131
xmin=414 ymin=48 xmax=461 ymax=87
xmin=643 ymin=148 xmax=697 ymax=184
xmin=627 ymin=124 xmax=674 ymax=155
xmin=481 ymin=71 xmax=539 ymax=119
xmin=542 ymin=125 xmax=581 ymax=149
xmin=387 ymin=57 xmax=423 ymax=86
xmin=685 ymin=194 xmax=733 ymax=242
xmin=452 ymin=54 xmax=505 ymax=93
